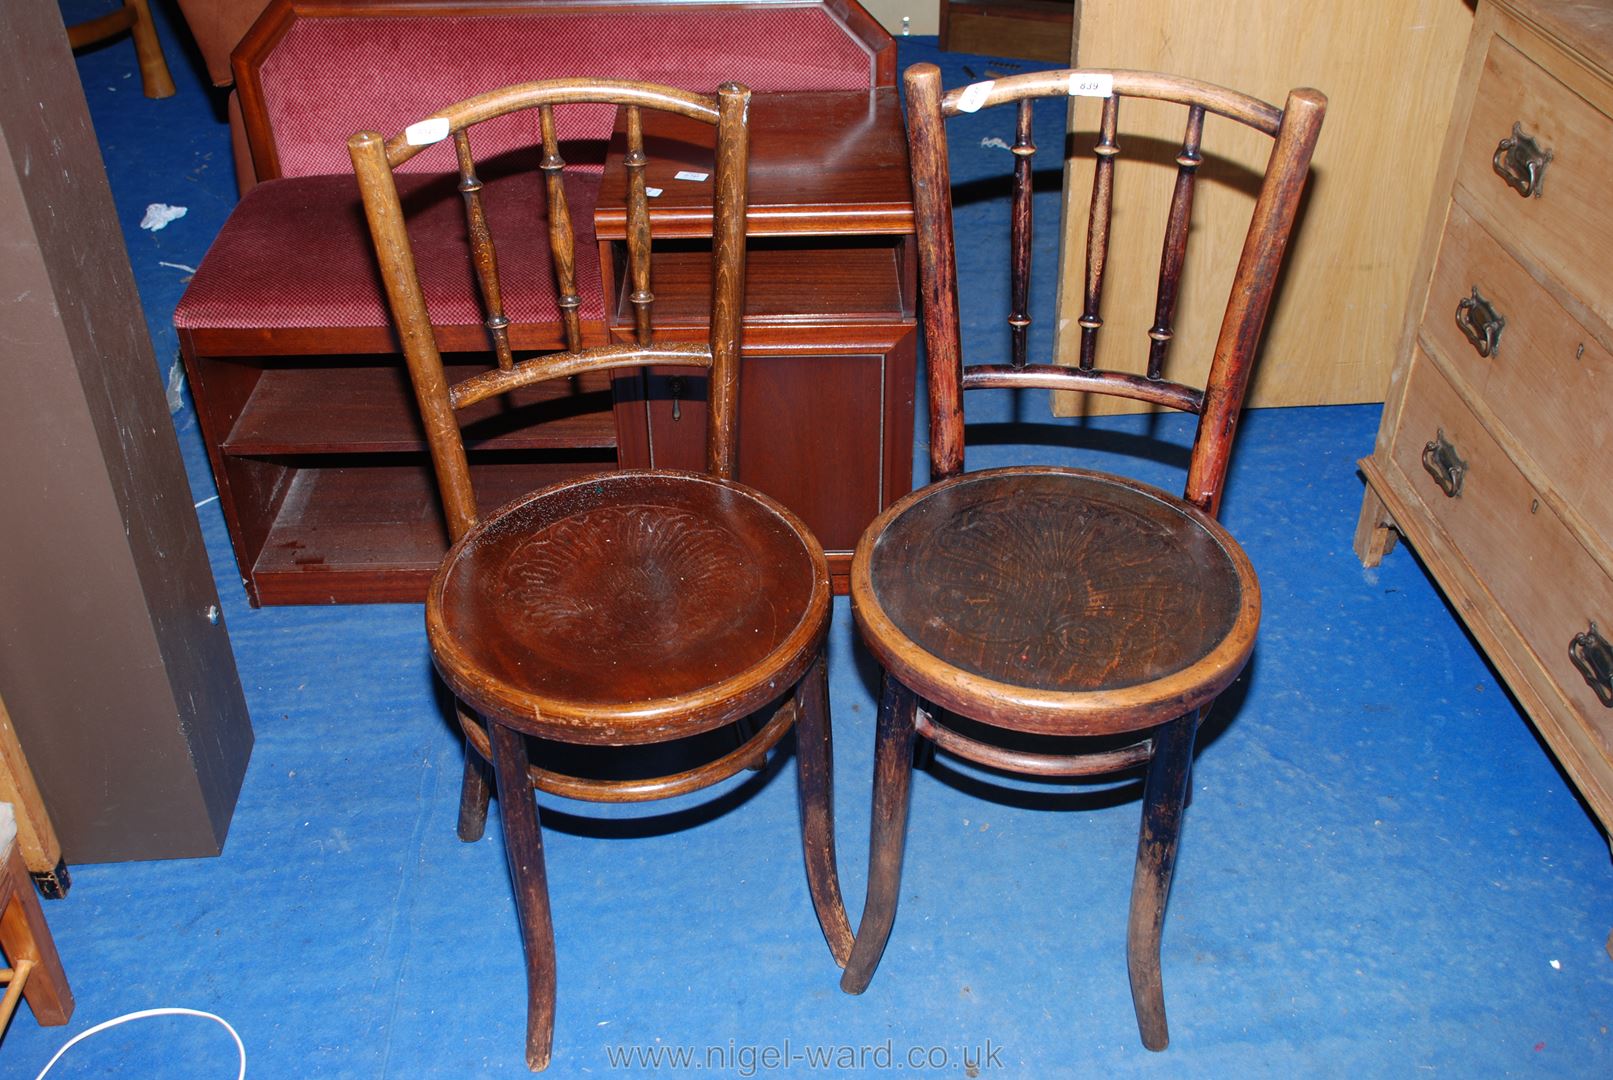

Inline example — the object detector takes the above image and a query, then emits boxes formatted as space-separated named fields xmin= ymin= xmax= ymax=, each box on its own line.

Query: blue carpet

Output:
xmin=17 ymin=3 xmax=1612 ymax=1076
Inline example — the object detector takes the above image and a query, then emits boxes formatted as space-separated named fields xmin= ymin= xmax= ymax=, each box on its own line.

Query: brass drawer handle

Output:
xmin=1421 ymin=428 xmax=1466 ymax=498
xmin=1569 ymin=621 xmax=1613 ymax=707
xmin=1493 ymin=121 xmax=1552 ymax=198
xmin=1455 ymin=286 xmax=1505 ymax=358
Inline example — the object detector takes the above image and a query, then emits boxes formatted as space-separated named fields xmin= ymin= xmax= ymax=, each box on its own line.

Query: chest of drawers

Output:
xmin=1355 ymin=0 xmax=1613 ymax=830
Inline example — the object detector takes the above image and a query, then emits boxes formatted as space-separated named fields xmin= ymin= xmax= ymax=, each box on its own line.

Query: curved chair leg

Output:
xmin=793 ymin=647 xmax=854 ymax=967
xmin=839 ymin=674 xmax=919 ymax=994
xmin=457 ymin=703 xmax=492 ymax=842
xmin=489 ymin=721 xmax=557 ymax=1071
xmin=1126 ymin=709 xmax=1199 ymax=1051
xmin=458 ymin=742 xmax=492 ymax=842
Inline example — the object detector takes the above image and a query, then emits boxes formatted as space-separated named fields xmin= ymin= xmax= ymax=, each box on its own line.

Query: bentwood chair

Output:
xmin=839 ymin=63 xmax=1325 ymax=1048
xmin=350 ymin=80 xmax=852 ymax=1071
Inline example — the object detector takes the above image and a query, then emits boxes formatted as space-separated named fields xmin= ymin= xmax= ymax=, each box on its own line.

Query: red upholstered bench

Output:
xmin=174 ymin=0 xmax=896 ymax=605
xmin=177 ymin=170 xmax=606 ymax=351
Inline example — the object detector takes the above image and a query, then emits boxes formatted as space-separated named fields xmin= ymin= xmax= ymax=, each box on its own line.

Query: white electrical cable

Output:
xmin=33 ymin=1007 xmax=245 ymax=1080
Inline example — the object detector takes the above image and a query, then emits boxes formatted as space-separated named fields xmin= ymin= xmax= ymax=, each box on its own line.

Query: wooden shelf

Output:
xmin=248 ymin=455 xmax=613 ymax=605
xmin=595 ymin=89 xmax=915 ymax=240
xmin=224 ymin=362 xmax=616 ymax=456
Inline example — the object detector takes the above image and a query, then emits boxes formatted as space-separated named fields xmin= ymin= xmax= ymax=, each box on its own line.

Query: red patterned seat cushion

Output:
xmin=175 ymin=164 xmax=604 ymax=334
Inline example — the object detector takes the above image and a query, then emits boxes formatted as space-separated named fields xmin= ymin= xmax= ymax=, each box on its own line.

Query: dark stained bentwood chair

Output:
xmin=840 ymin=64 xmax=1325 ymax=1049
xmin=350 ymin=80 xmax=852 ymax=1071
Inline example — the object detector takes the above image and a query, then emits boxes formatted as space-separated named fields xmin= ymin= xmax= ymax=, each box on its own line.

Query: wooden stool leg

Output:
xmin=489 ymin=722 xmax=556 ymax=1071
xmin=1126 ymin=709 xmax=1199 ymax=1051
xmin=793 ymin=647 xmax=853 ymax=967
xmin=457 ymin=722 xmax=492 ymax=843
xmin=0 ymin=846 xmax=73 ymax=1026
xmin=123 ymin=0 xmax=176 ymax=99
xmin=839 ymin=674 xmax=919 ymax=994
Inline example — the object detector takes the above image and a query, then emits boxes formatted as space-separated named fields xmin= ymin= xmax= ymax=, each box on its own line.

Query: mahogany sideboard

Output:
xmin=1355 ymin=0 xmax=1613 ymax=832
xmin=179 ymin=87 xmax=914 ymax=604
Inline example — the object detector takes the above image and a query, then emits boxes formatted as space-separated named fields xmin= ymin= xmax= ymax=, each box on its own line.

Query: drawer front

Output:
xmin=1454 ymin=32 xmax=1613 ymax=329
xmin=1419 ymin=201 xmax=1613 ymax=541
xmin=1390 ymin=351 xmax=1613 ymax=759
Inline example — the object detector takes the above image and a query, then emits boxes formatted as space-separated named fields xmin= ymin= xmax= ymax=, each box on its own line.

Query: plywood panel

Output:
xmin=0 ymin=2 xmax=253 ymax=860
xmin=1054 ymin=0 xmax=1475 ymax=414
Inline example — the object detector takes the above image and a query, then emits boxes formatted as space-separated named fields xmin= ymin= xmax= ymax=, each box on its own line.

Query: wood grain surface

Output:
xmin=869 ymin=470 xmax=1243 ymax=693
xmin=1056 ymin=0 xmax=1473 ymax=413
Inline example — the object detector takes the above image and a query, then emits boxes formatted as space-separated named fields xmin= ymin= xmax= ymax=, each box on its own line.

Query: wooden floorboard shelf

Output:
xmin=248 ymin=456 xmax=612 ymax=605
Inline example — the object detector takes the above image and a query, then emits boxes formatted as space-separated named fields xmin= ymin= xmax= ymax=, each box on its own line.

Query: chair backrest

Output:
xmin=349 ymin=79 xmax=750 ymax=544
xmin=904 ymin=62 xmax=1325 ymax=516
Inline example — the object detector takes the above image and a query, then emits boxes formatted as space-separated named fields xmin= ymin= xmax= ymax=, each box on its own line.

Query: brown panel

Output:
xmin=644 ymin=355 xmax=886 ymax=556
xmin=219 ymin=455 xmax=296 ymax=602
xmin=942 ymin=3 xmax=1076 ymax=64
xmin=0 ymin=5 xmax=253 ymax=861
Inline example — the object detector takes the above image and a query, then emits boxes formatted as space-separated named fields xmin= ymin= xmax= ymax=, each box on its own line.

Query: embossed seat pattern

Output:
xmin=434 ymin=472 xmax=821 ymax=716
xmin=870 ymin=470 xmax=1244 ymax=695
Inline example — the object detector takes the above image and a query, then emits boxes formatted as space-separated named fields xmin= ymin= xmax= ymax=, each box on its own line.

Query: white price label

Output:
xmin=404 ymin=117 xmax=450 ymax=146
xmin=956 ymin=80 xmax=994 ymax=113
xmin=674 ymin=170 xmax=709 ymax=181
xmin=1068 ymin=73 xmax=1115 ymax=98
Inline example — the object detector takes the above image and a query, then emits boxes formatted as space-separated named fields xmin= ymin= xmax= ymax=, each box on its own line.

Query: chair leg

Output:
xmin=732 ymin=715 xmax=766 ymax=771
xmin=124 ymin=0 xmax=176 ymax=99
xmin=0 ymin=845 xmax=73 ymax=1027
xmin=489 ymin=721 xmax=557 ymax=1071
xmin=793 ymin=647 xmax=853 ymax=967
xmin=1126 ymin=709 xmax=1199 ymax=1051
xmin=839 ymin=674 xmax=919 ymax=994
xmin=457 ymin=725 xmax=492 ymax=843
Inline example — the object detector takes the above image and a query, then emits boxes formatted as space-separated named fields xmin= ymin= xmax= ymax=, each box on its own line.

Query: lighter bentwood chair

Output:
xmin=351 ymin=79 xmax=852 ymax=1071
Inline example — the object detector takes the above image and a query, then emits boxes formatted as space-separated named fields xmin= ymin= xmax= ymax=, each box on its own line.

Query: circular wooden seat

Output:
xmin=851 ymin=466 xmax=1260 ymax=736
xmin=428 ymin=470 xmax=831 ymax=744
